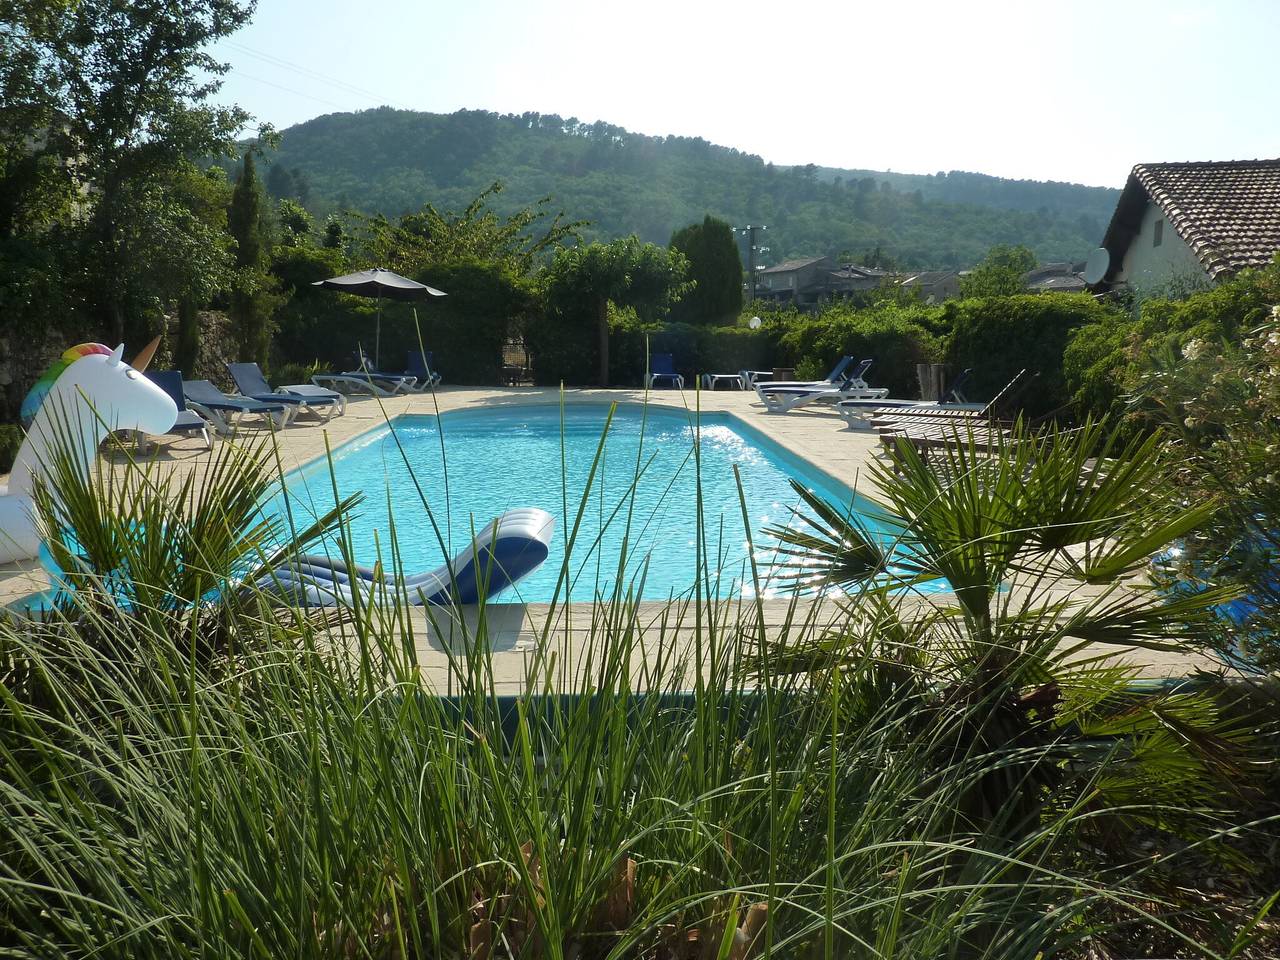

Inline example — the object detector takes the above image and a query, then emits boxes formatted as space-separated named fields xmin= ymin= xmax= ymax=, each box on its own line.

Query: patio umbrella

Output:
xmin=312 ymin=268 xmax=446 ymax=368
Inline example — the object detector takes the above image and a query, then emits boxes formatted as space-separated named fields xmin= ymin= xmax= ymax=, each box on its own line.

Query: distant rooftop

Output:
xmin=759 ymin=257 xmax=828 ymax=274
xmin=1102 ymin=159 xmax=1280 ymax=279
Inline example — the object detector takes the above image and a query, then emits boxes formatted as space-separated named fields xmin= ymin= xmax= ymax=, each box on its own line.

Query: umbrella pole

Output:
xmin=375 ymin=291 xmax=382 ymax=369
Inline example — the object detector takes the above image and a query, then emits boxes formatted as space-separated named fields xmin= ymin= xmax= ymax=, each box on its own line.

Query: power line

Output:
xmin=226 ymin=68 xmax=349 ymax=110
xmin=222 ymin=40 xmax=410 ymax=110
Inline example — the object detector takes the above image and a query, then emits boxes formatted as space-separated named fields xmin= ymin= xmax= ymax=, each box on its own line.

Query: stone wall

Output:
xmin=0 ymin=310 xmax=241 ymax=424
xmin=0 ymin=315 xmax=97 ymax=424
xmin=184 ymin=310 xmax=241 ymax=392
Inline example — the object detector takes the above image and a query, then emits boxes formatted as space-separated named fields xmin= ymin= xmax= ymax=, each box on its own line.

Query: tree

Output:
xmin=363 ymin=181 xmax=584 ymax=277
xmin=228 ymin=151 xmax=278 ymax=366
xmin=277 ymin=199 xmax=314 ymax=246
xmin=3 ymin=0 xmax=256 ymax=343
xmin=667 ymin=215 xmax=743 ymax=324
xmin=134 ymin=163 xmax=234 ymax=375
xmin=960 ymin=244 xmax=1037 ymax=297
xmin=541 ymin=238 xmax=690 ymax=386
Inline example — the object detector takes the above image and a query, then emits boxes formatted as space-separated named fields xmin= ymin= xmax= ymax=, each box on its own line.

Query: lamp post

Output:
xmin=738 ymin=224 xmax=767 ymax=303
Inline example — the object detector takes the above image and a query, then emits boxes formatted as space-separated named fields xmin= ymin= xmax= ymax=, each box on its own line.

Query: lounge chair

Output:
xmin=837 ymin=369 xmax=980 ymax=428
xmin=755 ymin=356 xmax=855 ymax=390
xmin=143 ymin=371 xmax=212 ymax=449
xmin=258 ymin=508 xmax=556 ymax=607
xmin=755 ymin=359 xmax=889 ymax=413
xmin=340 ymin=348 xmax=420 ymax=393
xmin=870 ymin=370 xmax=1032 ymax=436
xmin=227 ymin=362 xmax=345 ymax=419
xmin=310 ymin=370 xmax=414 ymax=398
xmin=645 ymin=353 xmax=684 ymax=389
xmin=873 ymin=372 xmax=1040 ymax=459
xmin=182 ymin=379 xmax=292 ymax=435
xmin=406 ymin=349 xmax=442 ymax=387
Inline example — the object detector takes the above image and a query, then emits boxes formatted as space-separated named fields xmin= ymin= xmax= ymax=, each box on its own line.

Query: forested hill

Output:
xmin=259 ymin=107 xmax=1119 ymax=268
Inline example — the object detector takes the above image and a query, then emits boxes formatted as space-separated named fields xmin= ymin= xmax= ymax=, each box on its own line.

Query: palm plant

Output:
xmin=27 ymin=414 xmax=357 ymax=660
xmin=766 ymin=419 xmax=1264 ymax=848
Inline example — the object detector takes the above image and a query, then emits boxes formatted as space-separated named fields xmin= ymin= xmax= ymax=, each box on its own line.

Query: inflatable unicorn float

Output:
xmin=0 ymin=341 xmax=177 ymax=565
xmin=2 ymin=340 xmax=554 ymax=608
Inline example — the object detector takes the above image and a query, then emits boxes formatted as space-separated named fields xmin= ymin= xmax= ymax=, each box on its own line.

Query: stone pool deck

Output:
xmin=0 ymin=385 xmax=1223 ymax=686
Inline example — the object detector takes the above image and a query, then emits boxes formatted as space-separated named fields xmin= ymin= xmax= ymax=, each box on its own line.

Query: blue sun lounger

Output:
xmin=406 ymin=349 xmax=442 ymax=387
xmin=144 ymin=371 xmax=212 ymax=449
xmin=182 ymin=379 xmax=292 ymax=435
xmin=259 ymin=508 xmax=556 ymax=607
xmin=227 ymin=362 xmax=345 ymax=419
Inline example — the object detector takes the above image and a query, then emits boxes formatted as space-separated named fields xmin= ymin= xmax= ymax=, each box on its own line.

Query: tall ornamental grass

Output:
xmin=0 ymin=399 xmax=1276 ymax=958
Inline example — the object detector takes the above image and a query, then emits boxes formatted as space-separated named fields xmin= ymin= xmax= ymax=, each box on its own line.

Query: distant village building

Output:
xmin=895 ymin=270 xmax=960 ymax=304
xmin=1023 ymin=262 xmax=1087 ymax=293
xmin=755 ymin=257 xmax=887 ymax=309
xmin=1098 ymin=159 xmax=1280 ymax=292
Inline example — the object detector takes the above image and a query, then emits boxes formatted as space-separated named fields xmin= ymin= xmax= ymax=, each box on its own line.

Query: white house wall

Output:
xmin=1116 ymin=201 xmax=1211 ymax=291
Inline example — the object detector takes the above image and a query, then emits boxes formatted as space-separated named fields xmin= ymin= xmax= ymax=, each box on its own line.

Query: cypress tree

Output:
xmin=228 ymin=151 xmax=272 ymax=365
xmin=668 ymin=215 xmax=743 ymax=324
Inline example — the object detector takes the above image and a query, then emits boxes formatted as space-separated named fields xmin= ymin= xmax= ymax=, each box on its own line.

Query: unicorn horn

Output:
xmin=131 ymin=335 xmax=162 ymax=372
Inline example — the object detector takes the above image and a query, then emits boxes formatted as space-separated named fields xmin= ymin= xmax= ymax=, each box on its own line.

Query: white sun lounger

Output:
xmin=760 ymin=356 xmax=858 ymax=390
xmin=756 ymin=360 xmax=889 ymax=414
xmin=310 ymin=372 xmax=415 ymax=398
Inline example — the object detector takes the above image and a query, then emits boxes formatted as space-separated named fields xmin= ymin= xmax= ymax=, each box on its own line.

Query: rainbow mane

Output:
xmin=20 ymin=343 xmax=114 ymax=429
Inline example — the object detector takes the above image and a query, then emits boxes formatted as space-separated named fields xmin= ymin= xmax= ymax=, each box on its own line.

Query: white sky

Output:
xmin=209 ymin=0 xmax=1280 ymax=188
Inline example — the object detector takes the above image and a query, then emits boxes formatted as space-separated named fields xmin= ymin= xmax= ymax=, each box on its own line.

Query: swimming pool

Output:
xmin=265 ymin=403 xmax=904 ymax=603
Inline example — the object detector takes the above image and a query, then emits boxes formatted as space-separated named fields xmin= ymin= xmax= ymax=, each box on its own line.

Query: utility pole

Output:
xmin=738 ymin=224 xmax=767 ymax=304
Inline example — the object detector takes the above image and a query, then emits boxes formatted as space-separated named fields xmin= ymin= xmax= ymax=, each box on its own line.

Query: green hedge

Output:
xmin=776 ymin=305 xmax=942 ymax=399
xmin=524 ymin=305 xmax=595 ymax=386
xmin=944 ymin=293 xmax=1121 ymax=417
xmin=610 ymin=322 xmax=776 ymax=386
xmin=527 ymin=307 xmax=779 ymax=388
xmin=0 ymin=424 xmax=22 ymax=474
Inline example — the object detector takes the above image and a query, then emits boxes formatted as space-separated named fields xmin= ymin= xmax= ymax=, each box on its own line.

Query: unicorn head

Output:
xmin=11 ymin=341 xmax=178 ymax=493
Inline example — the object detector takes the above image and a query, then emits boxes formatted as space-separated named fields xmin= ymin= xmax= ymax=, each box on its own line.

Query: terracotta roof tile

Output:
xmin=1117 ymin=159 xmax=1280 ymax=279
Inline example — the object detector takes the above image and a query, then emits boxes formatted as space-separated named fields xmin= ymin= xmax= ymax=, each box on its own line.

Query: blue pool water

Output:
xmin=265 ymin=403 xmax=906 ymax=602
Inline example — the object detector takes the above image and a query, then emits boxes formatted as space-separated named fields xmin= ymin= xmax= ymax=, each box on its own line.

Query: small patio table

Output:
xmin=701 ymin=373 xmax=745 ymax=390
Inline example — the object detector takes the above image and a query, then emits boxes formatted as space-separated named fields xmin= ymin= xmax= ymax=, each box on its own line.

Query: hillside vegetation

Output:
xmin=257 ymin=107 xmax=1118 ymax=268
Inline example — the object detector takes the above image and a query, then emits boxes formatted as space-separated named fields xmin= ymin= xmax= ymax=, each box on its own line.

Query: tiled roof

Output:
xmin=759 ymin=257 xmax=828 ymax=274
xmin=1102 ymin=159 xmax=1280 ymax=279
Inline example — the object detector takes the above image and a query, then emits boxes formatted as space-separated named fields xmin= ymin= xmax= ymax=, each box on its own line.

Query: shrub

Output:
xmin=0 ymin=423 xmax=22 ymax=473
xmin=269 ymin=360 xmax=327 ymax=389
xmin=390 ymin=259 xmax=533 ymax=384
xmin=1064 ymin=259 xmax=1280 ymax=421
xmin=1062 ymin=315 xmax=1138 ymax=422
xmin=1131 ymin=306 xmax=1280 ymax=668
xmin=777 ymin=304 xmax=942 ymax=399
xmin=944 ymin=293 xmax=1120 ymax=416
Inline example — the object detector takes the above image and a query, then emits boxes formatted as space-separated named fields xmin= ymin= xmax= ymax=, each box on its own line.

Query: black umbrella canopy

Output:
xmin=312 ymin=267 xmax=446 ymax=301
xmin=313 ymin=268 xmax=446 ymax=367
